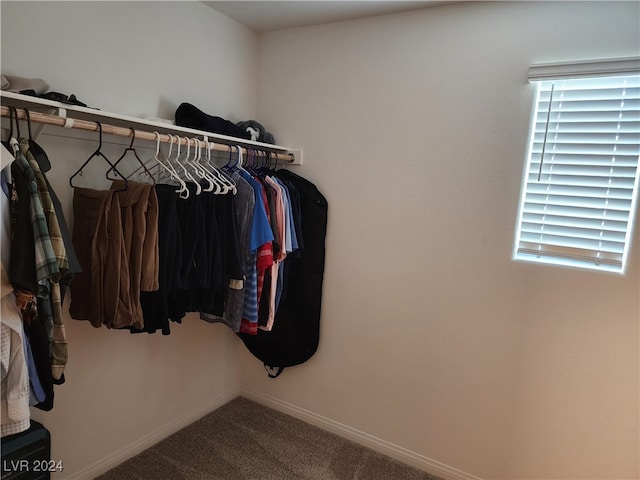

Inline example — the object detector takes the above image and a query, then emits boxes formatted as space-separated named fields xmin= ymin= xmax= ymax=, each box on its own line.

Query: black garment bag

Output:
xmin=238 ymin=170 xmax=327 ymax=377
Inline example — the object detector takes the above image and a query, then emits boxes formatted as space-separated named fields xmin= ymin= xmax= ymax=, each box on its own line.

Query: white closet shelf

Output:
xmin=0 ymin=91 xmax=303 ymax=164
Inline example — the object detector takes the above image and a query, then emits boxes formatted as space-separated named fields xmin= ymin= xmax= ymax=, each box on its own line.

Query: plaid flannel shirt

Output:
xmin=19 ymin=139 xmax=68 ymax=381
xmin=11 ymin=143 xmax=59 ymax=290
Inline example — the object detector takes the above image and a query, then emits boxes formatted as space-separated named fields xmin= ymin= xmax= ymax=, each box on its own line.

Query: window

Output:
xmin=514 ymin=58 xmax=640 ymax=273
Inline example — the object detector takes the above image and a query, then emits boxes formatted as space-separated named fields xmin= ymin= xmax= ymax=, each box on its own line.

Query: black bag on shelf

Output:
xmin=175 ymin=102 xmax=251 ymax=140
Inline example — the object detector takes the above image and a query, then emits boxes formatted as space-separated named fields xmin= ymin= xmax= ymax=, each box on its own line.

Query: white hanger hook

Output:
xmin=167 ymin=134 xmax=174 ymax=158
xmin=184 ymin=136 xmax=190 ymax=160
xmin=153 ymin=131 xmax=161 ymax=157
xmin=175 ymin=135 xmax=181 ymax=160
xmin=236 ymin=145 xmax=243 ymax=167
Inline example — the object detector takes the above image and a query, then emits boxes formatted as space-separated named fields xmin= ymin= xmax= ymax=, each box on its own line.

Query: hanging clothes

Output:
xmin=260 ymin=175 xmax=287 ymax=331
xmin=11 ymin=142 xmax=59 ymax=293
xmin=1 ymin=265 xmax=30 ymax=438
xmin=238 ymin=169 xmax=327 ymax=376
xmin=137 ymin=183 xmax=182 ymax=335
xmin=69 ymin=180 xmax=159 ymax=330
xmin=70 ymin=187 xmax=129 ymax=327
xmin=167 ymin=183 xmax=206 ymax=322
xmin=2 ymin=132 xmax=78 ymax=411
xmin=1 ymin=142 xmax=30 ymax=437
xmin=20 ymin=139 xmax=68 ymax=383
xmin=199 ymin=192 xmax=243 ymax=317
xmin=25 ymin=134 xmax=82 ymax=302
xmin=8 ymin=141 xmax=56 ymax=411
xmin=110 ymin=179 xmax=159 ymax=329
xmin=159 ymin=182 xmax=243 ymax=328
xmin=238 ymin=171 xmax=274 ymax=335
xmin=199 ymin=172 xmax=255 ymax=332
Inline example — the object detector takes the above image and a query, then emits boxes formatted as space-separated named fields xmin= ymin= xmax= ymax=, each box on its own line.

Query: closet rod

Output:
xmin=0 ymin=106 xmax=295 ymax=163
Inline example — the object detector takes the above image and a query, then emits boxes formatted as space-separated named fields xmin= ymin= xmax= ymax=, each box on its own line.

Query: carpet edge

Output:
xmin=65 ymin=388 xmax=242 ymax=480
xmin=240 ymin=388 xmax=483 ymax=480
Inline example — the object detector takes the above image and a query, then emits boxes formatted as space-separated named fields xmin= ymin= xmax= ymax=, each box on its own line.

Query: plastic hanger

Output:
xmin=206 ymin=143 xmax=237 ymax=194
xmin=200 ymin=139 xmax=228 ymax=194
xmin=217 ymin=146 xmax=241 ymax=195
xmin=246 ymin=148 xmax=255 ymax=171
xmin=224 ymin=145 xmax=237 ymax=171
xmin=259 ymin=149 xmax=268 ymax=171
xmin=195 ymin=139 xmax=216 ymax=186
xmin=125 ymin=132 xmax=163 ymax=181
xmin=197 ymin=138 xmax=230 ymax=194
xmin=171 ymin=135 xmax=200 ymax=196
xmin=161 ymin=134 xmax=177 ymax=181
xmin=191 ymin=138 xmax=217 ymax=193
xmin=252 ymin=149 xmax=264 ymax=172
xmin=257 ymin=149 xmax=265 ymax=169
xmin=69 ymin=122 xmax=127 ymax=191
xmin=269 ymin=152 xmax=278 ymax=171
xmin=130 ymin=132 xmax=171 ymax=183
xmin=248 ymin=148 xmax=262 ymax=174
xmin=167 ymin=135 xmax=189 ymax=199
xmin=165 ymin=135 xmax=189 ymax=199
xmin=149 ymin=132 xmax=188 ymax=197
xmin=184 ymin=138 xmax=207 ymax=184
xmin=269 ymin=151 xmax=281 ymax=172
xmin=236 ymin=145 xmax=248 ymax=174
xmin=212 ymin=141 xmax=237 ymax=194
xmin=180 ymin=137 xmax=202 ymax=195
xmin=267 ymin=151 xmax=277 ymax=171
xmin=153 ymin=133 xmax=182 ymax=183
xmin=107 ymin=128 xmax=155 ymax=185
xmin=167 ymin=134 xmax=187 ymax=180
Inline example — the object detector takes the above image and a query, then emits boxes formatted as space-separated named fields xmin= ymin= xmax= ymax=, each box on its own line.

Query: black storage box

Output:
xmin=1 ymin=421 xmax=51 ymax=480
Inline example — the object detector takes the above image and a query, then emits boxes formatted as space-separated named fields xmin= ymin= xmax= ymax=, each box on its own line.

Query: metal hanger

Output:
xmin=69 ymin=122 xmax=127 ymax=191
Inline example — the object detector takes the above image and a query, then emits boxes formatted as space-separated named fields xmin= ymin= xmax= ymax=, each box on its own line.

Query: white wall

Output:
xmin=247 ymin=2 xmax=640 ymax=479
xmin=0 ymin=1 xmax=257 ymax=121
xmin=1 ymin=2 xmax=258 ymax=478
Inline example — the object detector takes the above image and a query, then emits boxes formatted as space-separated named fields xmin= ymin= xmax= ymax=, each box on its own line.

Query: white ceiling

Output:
xmin=203 ymin=1 xmax=453 ymax=32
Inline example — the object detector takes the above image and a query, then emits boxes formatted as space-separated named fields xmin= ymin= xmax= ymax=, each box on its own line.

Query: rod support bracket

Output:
xmin=57 ymin=107 xmax=74 ymax=128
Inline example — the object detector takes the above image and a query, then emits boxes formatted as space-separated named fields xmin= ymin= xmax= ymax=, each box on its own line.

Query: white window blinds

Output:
xmin=514 ymin=61 xmax=640 ymax=273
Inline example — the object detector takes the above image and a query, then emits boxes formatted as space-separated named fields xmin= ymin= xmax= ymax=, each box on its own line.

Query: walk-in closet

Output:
xmin=1 ymin=2 xmax=639 ymax=480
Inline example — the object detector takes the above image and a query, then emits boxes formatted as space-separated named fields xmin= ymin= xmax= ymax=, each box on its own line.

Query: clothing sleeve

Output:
xmin=1 ymin=292 xmax=31 ymax=437
xmin=140 ymin=186 xmax=160 ymax=292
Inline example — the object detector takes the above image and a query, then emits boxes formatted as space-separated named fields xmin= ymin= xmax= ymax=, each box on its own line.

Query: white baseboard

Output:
xmin=240 ymin=387 xmax=483 ymax=480
xmin=63 ymin=386 xmax=481 ymax=480
xmin=64 ymin=388 xmax=241 ymax=480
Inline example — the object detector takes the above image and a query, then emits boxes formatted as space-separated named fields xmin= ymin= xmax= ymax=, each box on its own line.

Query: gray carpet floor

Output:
xmin=96 ymin=396 xmax=442 ymax=480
